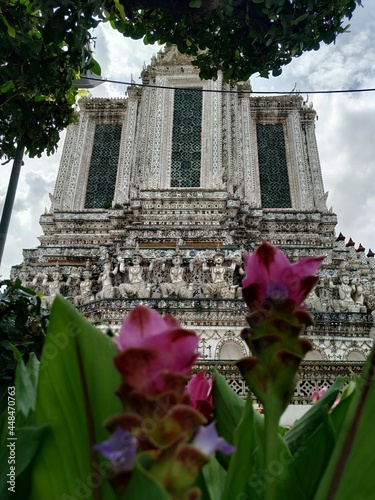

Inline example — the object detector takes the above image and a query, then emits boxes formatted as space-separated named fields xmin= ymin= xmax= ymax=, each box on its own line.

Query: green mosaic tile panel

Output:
xmin=257 ymin=123 xmax=291 ymax=208
xmin=171 ymin=88 xmax=202 ymax=187
xmin=85 ymin=124 xmax=122 ymax=208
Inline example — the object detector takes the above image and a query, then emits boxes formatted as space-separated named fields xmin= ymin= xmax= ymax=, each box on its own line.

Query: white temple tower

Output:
xmin=13 ymin=47 xmax=375 ymax=403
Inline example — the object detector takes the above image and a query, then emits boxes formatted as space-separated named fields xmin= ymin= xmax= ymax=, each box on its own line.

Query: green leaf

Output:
xmin=0 ymin=81 xmax=14 ymax=93
xmin=90 ymin=59 xmax=101 ymax=76
xmin=0 ymin=14 xmax=16 ymax=37
xmin=212 ymin=368 xmax=245 ymax=469
xmin=14 ymin=352 xmax=40 ymax=418
xmin=65 ymin=87 xmax=77 ymax=105
xmin=0 ymin=424 xmax=48 ymax=500
xmin=314 ymin=345 xmax=375 ymax=498
xmin=289 ymin=408 xmax=336 ymax=499
xmin=27 ymin=295 xmax=122 ymax=499
xmin=285 ymin=377 xmax=347 ymax=454
xmin=216 ymin=371 xmax=302 ymax=499
xmin=197 ymin=455 xmax=227 ymax=500
xmin=223 ymin=400 xmax=303 ymax=500
xmin=288 ymin=385 xmax=357 ymax=498
xmin=113 ymin=0 xmax=126 ymax=20
xmin=189 ymin=0 xmax=202 ymax=8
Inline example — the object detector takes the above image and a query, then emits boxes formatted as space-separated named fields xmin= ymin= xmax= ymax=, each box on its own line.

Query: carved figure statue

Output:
xmin=96 ymin=258 xmax=116 ymax=299
xmin=304 ymin=289 xmax=322 ymax=311
xmin=42 ymin=265 xmax=61 ymax=308
xmin=19 ymin=262 xmax=31 ymax=286
xmin=202 ymin=251 xmax=237 ymax=299
xmin=160 ymin=253 xmax=193 ymax=298
xmin=75 ymin=264 xmax=94 ymax=305
xmin=351 ymin=275 xmax=367 ymax=312
xmin=330 ymin=274 xmax=360 ymax=312
xmin=32 ymin=272 xmax=48 ymax=287
xmin=351 ymin=276 xmax=365 ymax=306
xmin=66 ymin=273 xmax=81 ymax=287
xmin=117 ymin=252 xmax=152 ymax=298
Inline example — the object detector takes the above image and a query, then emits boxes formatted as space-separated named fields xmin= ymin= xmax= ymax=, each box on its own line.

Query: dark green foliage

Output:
xmin=104 ymin=0 xmax=362 ymax=82
xmin=0 ymin=279 xmax=48 ymax=412
xmin=0 ymin=0 xmax=103 ymax=161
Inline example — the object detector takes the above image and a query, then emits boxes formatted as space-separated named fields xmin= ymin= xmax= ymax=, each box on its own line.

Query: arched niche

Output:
xmin=304 ymin=350 xmax=323 ymax=361
xmin=346 ymin=350 xmax=366 ymax=361
xmin=218 ymin=340 xmax=243 ymax=360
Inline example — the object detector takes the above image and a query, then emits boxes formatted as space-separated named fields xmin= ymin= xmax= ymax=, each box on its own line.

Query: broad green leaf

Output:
xmin=216 ymin=373 xmax=303 ymax=499
xmin=285 ymin=377 xmax=347 ymax=454
xmin=212 ymin=368 xmax=245 ymax=469
xmin=314 ymin=345 xmax=375 ymax=499
xmin=196 ymin=454 xmax=227 ymax=500
xmin=14 ymin=352 xmax=40 ymax=418
xmin=90 ymin=59 xmax=101 ymax=76
xmin=28 ymin=295 xmax=122 ymax=500
xmin=0 ymin=424 xmax=48 ymax=500
xmin=221 ymin=395 xmax=263 ymax=500
xmin=289 ymin=407 xmax=335 ymax=499
xmin=288 ymin=386 xmax=357 ymax=498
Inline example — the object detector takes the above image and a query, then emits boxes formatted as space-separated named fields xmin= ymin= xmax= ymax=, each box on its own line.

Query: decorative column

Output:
xmin=286 ymin=109 xmax=312 ymax=209
xmin=241 ymin=95 xmax=261 ymax=207
xmin=302 ymin=109 xmax=327 ymax=211
xmin=114 ymin=87 xmax=140 ymax=204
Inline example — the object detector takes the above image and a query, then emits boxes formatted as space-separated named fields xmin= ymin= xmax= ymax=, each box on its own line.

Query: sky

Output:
xmin=1 ymin=3 xmax=375 ymax=278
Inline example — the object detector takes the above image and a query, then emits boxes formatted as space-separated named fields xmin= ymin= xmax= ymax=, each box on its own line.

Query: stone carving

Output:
xmin=202 ymin=250 xmax=237 ymax=299
xmin=66 ymin=273 xmax=81 ymax=287
xmin=42 ymin=265 xmax=61 ymax=308
xmin=117 ymin=250 xmax=152 ymax=298
xmin=351 ymin=275 xmax=367 ymax=312
xmin=160 ymin=250 xmax=193 ymax=298
xmin=330 ymin=274 xmax=361 ymax=313
xmin=96 ymin=258 xmax=116 ymax=299
xmin=351 ymin=276 xmax=365 ymax=307
xmin=19 ymin=263 xmax=31 ymax=286
xmin=304 ymin=289 xmax=322 ymax=312
xmin=75 ymin=263 xmax=94 ymax=305
xmin=32 ymin=272 xmax=48 ymax=287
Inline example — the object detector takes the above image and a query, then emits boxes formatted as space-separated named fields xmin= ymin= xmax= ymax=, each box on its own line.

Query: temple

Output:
xmin=12 ymin=46 xmax=375 ymax=404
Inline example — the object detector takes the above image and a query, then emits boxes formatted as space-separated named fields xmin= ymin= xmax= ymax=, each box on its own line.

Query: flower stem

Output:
xmin=263 ymin=400 xmax=281 ymax=500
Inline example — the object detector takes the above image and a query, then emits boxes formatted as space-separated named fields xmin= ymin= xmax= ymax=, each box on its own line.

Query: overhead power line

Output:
xmin=80 ymin=76 xmax=375 ymax=95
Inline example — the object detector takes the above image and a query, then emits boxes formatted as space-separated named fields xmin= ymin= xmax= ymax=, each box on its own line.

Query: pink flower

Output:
xmin=242 ymin=241 xmax=324 ymax=311
xmin=311 ymin=386 xmax=328 ymax=403
xmin=186 ymin=371 xmax=214 ymax=421
xmin=311 ymin=386 xmax=341 ymax=409
xmin=114 ymin=306 xmax=199 ymax=396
